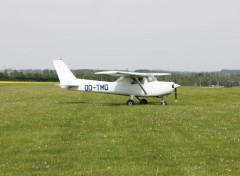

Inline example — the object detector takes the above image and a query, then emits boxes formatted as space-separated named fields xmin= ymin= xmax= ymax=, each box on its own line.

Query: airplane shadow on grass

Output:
xmin=59 ymin=101 xmax=163 ymax=107
xmin=59 ymin=101 xmax=129 ymax=106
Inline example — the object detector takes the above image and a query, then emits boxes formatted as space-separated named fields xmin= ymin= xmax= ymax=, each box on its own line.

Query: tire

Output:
xmin=127 ymin=100 xmax=134 ymax=106
xmin=140 ymin=99 xmax=148 ymax=105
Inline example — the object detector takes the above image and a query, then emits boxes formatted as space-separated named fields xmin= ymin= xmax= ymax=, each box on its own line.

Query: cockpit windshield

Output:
xmin=147 ymin=75 xmax=157 ymax=82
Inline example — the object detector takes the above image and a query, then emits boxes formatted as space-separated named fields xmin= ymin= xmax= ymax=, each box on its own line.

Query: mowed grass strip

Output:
xmin=0 ymin=84 xmax=239 ymax=175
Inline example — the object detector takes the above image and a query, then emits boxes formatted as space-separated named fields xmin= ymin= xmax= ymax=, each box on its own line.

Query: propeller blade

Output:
xmin=174 ymin=88 xmax=178 ymax=102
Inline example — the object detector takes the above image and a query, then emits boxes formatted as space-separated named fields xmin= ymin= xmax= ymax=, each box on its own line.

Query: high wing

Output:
xmin=95 ymin=71 xmax=171 ymax=77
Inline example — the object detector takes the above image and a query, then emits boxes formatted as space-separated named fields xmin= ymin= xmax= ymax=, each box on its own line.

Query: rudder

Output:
xmin=53 ymin=59 xmax=77 ymax=86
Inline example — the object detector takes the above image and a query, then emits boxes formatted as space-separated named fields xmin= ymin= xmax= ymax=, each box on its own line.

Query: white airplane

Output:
xmin=53 ymin=59 xmax=180 ymax=106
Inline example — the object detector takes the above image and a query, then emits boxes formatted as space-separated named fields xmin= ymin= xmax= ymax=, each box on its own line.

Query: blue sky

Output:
xmin=0 ymin=0 xmax=240 ymax=71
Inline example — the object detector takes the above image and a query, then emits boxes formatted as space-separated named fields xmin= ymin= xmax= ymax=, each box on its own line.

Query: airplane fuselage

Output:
xmin=64 ymin=77 xmax=177 ymax=97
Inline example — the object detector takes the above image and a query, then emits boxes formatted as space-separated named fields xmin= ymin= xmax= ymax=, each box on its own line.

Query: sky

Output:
xmin=0 ymin=0 xmax=240 ymax=72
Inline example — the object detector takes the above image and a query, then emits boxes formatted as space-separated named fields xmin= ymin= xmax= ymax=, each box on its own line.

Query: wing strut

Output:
xmin=135 ymin=76 xmax=147 ymax=95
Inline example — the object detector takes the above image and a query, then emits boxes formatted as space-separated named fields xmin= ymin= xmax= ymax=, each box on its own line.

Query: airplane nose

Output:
xmin=172 ymin=83 xmax=180 ymax=88
xmin=174 ymin=83 xmax=180 ymax=88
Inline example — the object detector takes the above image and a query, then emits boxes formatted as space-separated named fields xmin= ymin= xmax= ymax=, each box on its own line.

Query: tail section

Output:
xmin=53 ymin=60 xmax=77 ymax=86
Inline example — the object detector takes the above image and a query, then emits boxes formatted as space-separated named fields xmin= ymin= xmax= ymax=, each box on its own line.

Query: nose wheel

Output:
xmin=161 ymin=100 xmax=167 ymax=106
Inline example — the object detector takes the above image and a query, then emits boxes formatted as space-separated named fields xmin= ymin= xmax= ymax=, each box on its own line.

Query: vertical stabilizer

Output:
xmin=53 ymin=60 xmax=77 ymax=85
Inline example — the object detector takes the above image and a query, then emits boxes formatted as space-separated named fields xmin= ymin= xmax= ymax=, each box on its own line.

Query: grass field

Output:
xmin=0 ymin=83 xmax=239 ymax=175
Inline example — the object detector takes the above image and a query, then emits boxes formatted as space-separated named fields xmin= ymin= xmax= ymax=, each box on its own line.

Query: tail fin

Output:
xmin=53 ymin=59 xmax=77 ymax=86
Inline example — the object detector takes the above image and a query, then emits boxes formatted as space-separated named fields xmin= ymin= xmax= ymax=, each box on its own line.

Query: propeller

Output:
xmin=172 ymin=83 xmax=179 ymax=103
xmin=174 ymin=88 xmax=178 ymax=102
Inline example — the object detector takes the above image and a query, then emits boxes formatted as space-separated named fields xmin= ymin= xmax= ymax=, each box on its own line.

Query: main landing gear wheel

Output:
xmin=136 ymin=97 xmax=148 ymax=105
xmin=127 ymin=100 xmax=135 ymax=106
xmin=140 ymin=99 xmax=148 ymax=105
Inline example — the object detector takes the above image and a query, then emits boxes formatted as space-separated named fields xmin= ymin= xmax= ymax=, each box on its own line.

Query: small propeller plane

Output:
xmin=53 ymin=59 xmax=180 ymax=106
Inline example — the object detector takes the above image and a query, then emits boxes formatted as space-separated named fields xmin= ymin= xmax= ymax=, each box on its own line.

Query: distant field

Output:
xmin=0 ymin=84 xmax=239 ymax=175
xmin=0 ymin=81 xmax=57 ymax=84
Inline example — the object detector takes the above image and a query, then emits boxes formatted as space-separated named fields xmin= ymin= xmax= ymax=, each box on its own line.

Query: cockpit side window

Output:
xmin=130 ymin=78 xmax=137 ymax=84
xmin=138 ymin=77 xmax=144 ymax=84
xmin=130 ymin=77 xmax=144 ymax=84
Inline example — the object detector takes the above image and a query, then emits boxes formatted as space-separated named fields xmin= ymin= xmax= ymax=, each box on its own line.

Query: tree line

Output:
xmin=0 ymin=69 xmax=240 ymax=87
xmin=0 ymin=70 xmax=58 ymax=82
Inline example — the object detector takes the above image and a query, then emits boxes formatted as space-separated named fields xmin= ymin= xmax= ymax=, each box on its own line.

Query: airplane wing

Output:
xmin=95 ymin=71 xmax=171 ymax=77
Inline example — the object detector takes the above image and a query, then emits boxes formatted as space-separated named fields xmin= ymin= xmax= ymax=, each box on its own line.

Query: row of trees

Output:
xmin=0 ymin=69 xmax=240 ymax=87
xmin=167 ymin=73 xmax=240 ymax=87
xmin=0 ymin=70 xmax=58 ymax=82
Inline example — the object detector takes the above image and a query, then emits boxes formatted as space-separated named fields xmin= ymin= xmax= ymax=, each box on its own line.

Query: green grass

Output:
xmin=0 ymin=84 xmax=240 ymax=175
